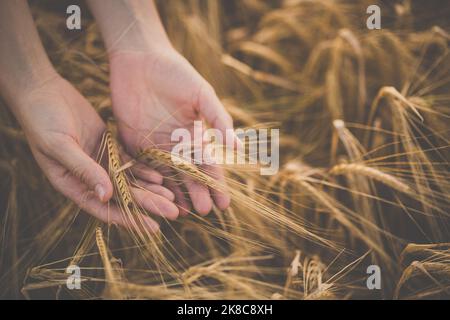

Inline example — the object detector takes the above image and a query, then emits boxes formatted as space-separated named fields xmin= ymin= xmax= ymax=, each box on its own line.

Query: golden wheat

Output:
xmin=329 ymin=163 xmax=413 ymax=195
xmin=1 ymin=0 xmax=449 ymax=300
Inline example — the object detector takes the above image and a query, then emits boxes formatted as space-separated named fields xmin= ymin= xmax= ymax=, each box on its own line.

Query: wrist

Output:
xmin=108 ymin=36 xmax=177 ymax=67
xmin=0 ymin=62 xmax=59 ymax=98
xmin=106 ymin=20 xmax=173 ymax=58
xmin=1 ymin=64 xmax=59 ymax=114
xmin=88 ymin=0 xmax=173 ymax=57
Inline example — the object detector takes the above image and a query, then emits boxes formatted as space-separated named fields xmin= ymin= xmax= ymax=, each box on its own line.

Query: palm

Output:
xmin=110 ymin=50 xmax=205 ymax=152
xmin=17 ymin=78 xmax=106 ymax=182
xmin=110 ymin=50 xmax=232 ymax=215
xmin=16 ymin=77 xmax=177 ymax=230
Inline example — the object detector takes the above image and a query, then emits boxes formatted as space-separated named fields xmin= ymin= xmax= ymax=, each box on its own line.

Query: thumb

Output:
xmin=53 ymin=140 xmax=113 ymax=202
xmin=197 ymin=83 xmax=242 ymax=149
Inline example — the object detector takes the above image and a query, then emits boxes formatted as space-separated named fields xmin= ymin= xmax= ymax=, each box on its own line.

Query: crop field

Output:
xmin=0 ymin=0 xmax=449 ymax=299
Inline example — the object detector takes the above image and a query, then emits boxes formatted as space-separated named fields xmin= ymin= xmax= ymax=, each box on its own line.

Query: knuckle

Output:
xmin=225 ymin=113 xmax=233 ymax=126
xmin=70 ymin=164 xmax=90 ymax=183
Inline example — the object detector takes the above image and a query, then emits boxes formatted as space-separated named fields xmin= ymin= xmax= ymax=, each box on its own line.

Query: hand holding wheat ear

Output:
xmin=109 ymin=48 xmax=236 ymax=216
xmin=86 ymin=0 xmax=236 ymax=215
xmin=6 ymin=76 xmax=177 ymax=230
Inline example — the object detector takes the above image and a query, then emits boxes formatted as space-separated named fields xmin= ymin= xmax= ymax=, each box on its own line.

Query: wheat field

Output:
xmin=0 ymin=0 xmax=449 ymax=299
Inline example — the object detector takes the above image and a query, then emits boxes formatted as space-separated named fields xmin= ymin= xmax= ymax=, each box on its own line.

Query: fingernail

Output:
xmin=95 ymin=184 xmax=106 ymax=202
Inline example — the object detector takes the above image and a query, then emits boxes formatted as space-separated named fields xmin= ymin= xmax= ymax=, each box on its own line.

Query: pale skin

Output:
xmin=0 ymin=0 xmax=234 ymax=230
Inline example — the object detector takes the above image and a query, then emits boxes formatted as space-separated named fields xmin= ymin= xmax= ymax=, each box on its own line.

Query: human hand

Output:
xmin=109 ymin=48 xmax=235 ymax=215
xmin=9 ymin=75 xmax=178 ymax=231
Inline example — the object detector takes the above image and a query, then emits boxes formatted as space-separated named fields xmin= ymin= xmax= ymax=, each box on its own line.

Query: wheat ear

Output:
xmin=138 ymin=148 xmax=218 ymax=187
xmin=95 ymin=227 xmax=123 ymax=298
xmin=105 ymin=131 xmax=133 ymax=207
xmin=330 ymin=163 xmax=413 ymax=195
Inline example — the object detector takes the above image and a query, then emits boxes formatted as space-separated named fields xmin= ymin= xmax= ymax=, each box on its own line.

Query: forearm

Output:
xmin=0 ymin=0 xmax=56 ymax=105
xmin=87 ymin=0 xmax=172 ymax=55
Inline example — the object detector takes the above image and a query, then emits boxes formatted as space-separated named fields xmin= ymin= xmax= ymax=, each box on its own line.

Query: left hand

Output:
xmin=10 ymin=75 xmax=178 ymax=231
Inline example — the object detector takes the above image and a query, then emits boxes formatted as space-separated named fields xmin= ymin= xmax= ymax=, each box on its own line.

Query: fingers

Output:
xmin=117 ymin=156 xmax=178 ymax=219
xmin=134 ymin=179 xmax=175 ymax=201
xmin=197 ymin=84 xmax=233 ymax=134
xmin=155 ymin=164 xmax=229 ymax=216
xmin=121 ymin=151 xmax=163 ymax=184
xmin=50 ymin=168 xmax=159 ymax=233
xmin=130 ymin=164 xmax=163 ymax=184
xmin=183 ymin=175 xmax=213 ymax=216
xmin=131 ymin=186 xmax=179 ymax=220
xmin=197 ymin=83 xmax=241 ymax=149
xmin=201 ymin=164 xmax=231 ymax=210
xmin=163 ymin=171 xmax=192 ymax=217
xmin=42 ymin=139 xmax=172 ymax=231
xmin=45 ymin=139 xmax=168 ymax=230
xmin=51 ymin=139 xmax=113 ymax=202
xmin=172 ymin=82 xmax=236 ymax=214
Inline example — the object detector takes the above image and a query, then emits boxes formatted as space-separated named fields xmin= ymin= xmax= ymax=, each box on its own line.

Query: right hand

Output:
xmin=109 ymin=49 xmax=235 ymax=216
xmin=9 ymin=74 xmax=179 ymax=231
